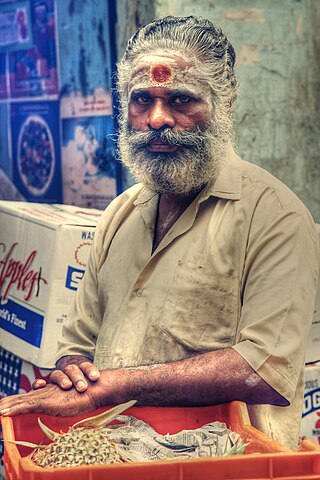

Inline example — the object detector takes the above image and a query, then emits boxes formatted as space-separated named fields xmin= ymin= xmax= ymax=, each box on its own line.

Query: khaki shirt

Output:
xmin=57 ymin=148 xmax=319 ymax=449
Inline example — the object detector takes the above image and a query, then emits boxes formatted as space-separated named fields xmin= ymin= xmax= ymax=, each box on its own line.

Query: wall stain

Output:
xmin=260 ymin=65 xmax=286 ymax=79
xmin=237 ymin=44 xmax=260 ymax=66
xmin=295 ymin=15 xmax=303 ymax=37
xmin=98 ymin=20 xmax=107 ymax=62
xmin=79 ymin=47 xmax=88 ymax=97
xmin=104 ymin=67 xmax=110 ymax=86
xmin=224 ymin=8 xmax=266 ymax=24
xmin=78 ymin=23 xmax=84 ymax=44
xmin=68 ymin=0 xmax=75 ymax=16
xmin=59 ymin=83 xmax=71 ymax=99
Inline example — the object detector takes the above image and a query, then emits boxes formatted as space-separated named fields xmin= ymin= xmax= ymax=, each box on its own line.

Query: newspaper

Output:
xmin=106 ymin=415 xmax=245 ymax=462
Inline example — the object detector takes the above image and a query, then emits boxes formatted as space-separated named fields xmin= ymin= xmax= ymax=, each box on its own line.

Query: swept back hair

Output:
xmin=117 ymin=15 xmax=238 ymax=108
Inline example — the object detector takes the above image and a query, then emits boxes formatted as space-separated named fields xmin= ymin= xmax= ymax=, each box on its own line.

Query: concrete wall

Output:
xmin=116 ymin=0 xmax=320 ymax=222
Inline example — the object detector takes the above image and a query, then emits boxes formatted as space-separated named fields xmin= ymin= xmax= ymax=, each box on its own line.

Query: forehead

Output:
xmin=128 ymin=52 xmax=210 ymax=98
xmin=129 ymin=85 xmax=204 ymax=101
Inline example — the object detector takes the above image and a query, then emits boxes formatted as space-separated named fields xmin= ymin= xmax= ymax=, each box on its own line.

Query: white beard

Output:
xmin=118 ymin=118 xmax=230 ymax=195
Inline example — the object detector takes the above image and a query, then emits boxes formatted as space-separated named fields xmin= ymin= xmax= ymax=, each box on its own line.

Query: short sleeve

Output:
xmin=233 ymin=193 xmax=319 ymax=402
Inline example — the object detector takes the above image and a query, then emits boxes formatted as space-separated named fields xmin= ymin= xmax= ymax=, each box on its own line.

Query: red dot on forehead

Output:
xmin=150 ymin=63 xmax=173 ymax=83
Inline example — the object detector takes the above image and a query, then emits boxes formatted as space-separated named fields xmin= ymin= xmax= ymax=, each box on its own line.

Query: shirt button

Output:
xmin=136 ymin=289 xmax=143 ymax=297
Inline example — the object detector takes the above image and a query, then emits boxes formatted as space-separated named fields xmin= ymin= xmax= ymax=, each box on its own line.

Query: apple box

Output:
xmin=0 ymin=201 xmax=102 ymax=367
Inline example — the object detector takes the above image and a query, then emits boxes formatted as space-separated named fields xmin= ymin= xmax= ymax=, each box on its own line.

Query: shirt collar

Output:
xmin=133 ymin=187 xmax=158 ymax=206
xmin=200 ymin=146 xmax=242 ymax=202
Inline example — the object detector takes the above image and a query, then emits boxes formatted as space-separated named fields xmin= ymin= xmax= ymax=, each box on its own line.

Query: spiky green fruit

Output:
xmin=4 ymin=400 xmax=137 ymax=469
xmin=31 ymin=427 xmax=125 ymax=468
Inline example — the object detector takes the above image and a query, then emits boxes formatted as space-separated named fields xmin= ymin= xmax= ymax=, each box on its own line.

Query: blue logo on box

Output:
xmin=65 ymin=266 xmax=85 ymax=291
xmin=0 ymin=298 xmax=43 ymax=347
xmin=303 ymin=388 xmax=320 ymax=417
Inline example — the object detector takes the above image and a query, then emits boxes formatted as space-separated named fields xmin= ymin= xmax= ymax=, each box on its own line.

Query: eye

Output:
xmin=132 ymin=93 xmax=152 ymax=105
xmin=172 ymin=95 xmax=192 ymax=104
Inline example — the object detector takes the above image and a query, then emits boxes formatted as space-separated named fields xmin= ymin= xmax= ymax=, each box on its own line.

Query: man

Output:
xmin=0 ymin=16 xmax=318 ymax=450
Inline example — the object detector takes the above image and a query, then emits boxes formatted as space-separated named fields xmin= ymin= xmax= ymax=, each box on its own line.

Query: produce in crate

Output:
xmin=5 ymin=400 xmax=137 ymax=468
xmin=4 ymin=400 xmax=247 ymax=468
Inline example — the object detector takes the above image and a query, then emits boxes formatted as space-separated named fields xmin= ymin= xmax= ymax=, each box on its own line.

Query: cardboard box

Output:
xmin=301 ymin=364 xmax=320 ymax=444
xmin=0 ymin=201 xmax=102 ymax=367
xmin=305 ymin=224 xmax=320 ymax=364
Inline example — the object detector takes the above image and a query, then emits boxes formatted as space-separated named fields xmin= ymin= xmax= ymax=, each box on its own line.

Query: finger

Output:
xmin=32 ymin=379 xmax=47 ymax=389
xmin=50 ymin=369 xmax=73 ymax=390
xmin=0 ymin=393 xmax=22 ymax=413
xmin=1 ymin=401 xmax=36 ymax=416
xmin=0 ymin=394 xmax=41 ymax=416
xmin=61 ymin=364 xmax=88 ymax=392
xmin=0 ymin=384 xmax=96 ymax=417
xmin=79 ymin=361 xmax=100 ymax=382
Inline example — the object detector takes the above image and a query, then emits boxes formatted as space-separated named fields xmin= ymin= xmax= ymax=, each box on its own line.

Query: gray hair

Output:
xmin=117 ymin=15 xmax=238 ymax=109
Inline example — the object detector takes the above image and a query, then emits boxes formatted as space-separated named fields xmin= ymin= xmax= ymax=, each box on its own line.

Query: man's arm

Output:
xmin=0 ymin=347 xmax=287 ymax=417
xmin=97 ymin=347 xmax=288 ymax=407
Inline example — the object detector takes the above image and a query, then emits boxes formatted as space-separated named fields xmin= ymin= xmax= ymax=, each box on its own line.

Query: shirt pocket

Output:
xmin=161 ymin=260 xmax=239 ymax=351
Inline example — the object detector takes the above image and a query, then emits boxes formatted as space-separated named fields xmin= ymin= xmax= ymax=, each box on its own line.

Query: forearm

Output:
xmin=98 ymin=348 xmax=289 ymax=407
xmin=0 ymin=348 xmax=288 ymax=418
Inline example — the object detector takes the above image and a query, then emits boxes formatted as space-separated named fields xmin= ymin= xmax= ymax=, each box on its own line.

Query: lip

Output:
xmin=147 ymin=141 xmax=178 ymax=152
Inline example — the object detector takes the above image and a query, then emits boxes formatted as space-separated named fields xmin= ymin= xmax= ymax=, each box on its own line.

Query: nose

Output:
xmin=148 ymin=100 xmax=175 ymax=130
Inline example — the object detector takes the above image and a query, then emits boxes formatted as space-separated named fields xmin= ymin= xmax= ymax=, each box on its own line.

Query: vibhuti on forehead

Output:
xmin=127 ymin=52 xmax=212 ymax=99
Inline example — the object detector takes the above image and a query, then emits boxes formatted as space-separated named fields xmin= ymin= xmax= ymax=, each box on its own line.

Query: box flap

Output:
xmin=0 ymin=201 xmax=102 ymax=227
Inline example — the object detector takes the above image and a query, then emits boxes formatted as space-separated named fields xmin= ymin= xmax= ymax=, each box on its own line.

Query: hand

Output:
xmin=53 ymin=355 xmax=101 ymax=392
xmin=0 ymin=383 xmax=102 ymax=417
xmin=32 ymin=355 xmax=100 ymax=393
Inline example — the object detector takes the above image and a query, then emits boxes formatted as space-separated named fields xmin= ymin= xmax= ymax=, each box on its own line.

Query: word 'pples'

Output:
xmin=0 ymin=242 xmax=47 ymax=302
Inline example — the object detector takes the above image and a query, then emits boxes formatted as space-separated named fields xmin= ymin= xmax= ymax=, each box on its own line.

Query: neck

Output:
xmin=152 ymin=188 xmax=201 ymax=254
xmin=159 ymin=187 xmax=203 ymax=207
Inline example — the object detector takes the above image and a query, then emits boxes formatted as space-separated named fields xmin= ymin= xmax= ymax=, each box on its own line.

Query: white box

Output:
xmin=0 ymin=201 xmax=102 ymax=367
xmin=300 ymin=364 xmax=320 ymax=444
xmin=305 ymin=224 xmax=320 ymax=364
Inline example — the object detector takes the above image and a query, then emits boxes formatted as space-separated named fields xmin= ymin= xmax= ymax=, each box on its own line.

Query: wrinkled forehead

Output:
xmin=128 ymin=52 xmax=211 ymax=98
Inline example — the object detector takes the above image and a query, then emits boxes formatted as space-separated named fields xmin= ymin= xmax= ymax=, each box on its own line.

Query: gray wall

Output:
xmin=116 ymin=0 xmax=319 ymax=222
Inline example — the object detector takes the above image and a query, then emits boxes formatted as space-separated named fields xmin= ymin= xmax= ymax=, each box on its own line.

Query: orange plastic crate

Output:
xmin=2 ymin=401 xmax=320 ymax=480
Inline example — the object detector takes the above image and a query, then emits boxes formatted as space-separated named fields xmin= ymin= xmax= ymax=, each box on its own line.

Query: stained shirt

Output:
xmin=56 ymin=148 xmax=319 ymax=449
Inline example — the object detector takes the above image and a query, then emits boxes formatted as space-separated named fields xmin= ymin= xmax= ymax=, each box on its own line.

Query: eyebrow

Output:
xmin=130 ymin=87 xmax=203 ymax=99
xmin=130 ymin=89 xmax=151 ymax=97
xmin=168 ymin=88 xmax=203 ymax=98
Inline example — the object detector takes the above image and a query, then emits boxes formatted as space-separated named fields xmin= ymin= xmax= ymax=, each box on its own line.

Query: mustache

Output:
xmin=126 ymin=127 xmax=209 ymax=150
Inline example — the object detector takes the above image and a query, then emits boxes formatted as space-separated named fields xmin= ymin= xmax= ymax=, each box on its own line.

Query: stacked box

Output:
xmin=0 ymin=201 xmax=102 ymax=368
xmin=305 ymin=224 xmax=320 ymax=364
xmin=301 ymin=364 xmax=320 ymax=444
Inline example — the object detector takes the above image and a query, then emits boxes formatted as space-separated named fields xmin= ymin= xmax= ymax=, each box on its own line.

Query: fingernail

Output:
xmin=91 ymin=371 xmax=98 ymax=378
xmin=77 ymin=380 xmax=86 ymax=389
xmin=62 ymin=379 xmax=71 ymax=387
xmin=0 ymin=408 xmax=11 ymax=415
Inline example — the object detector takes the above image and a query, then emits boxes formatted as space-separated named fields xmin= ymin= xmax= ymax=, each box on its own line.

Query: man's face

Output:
xmin=118 ymin=53 xmax=229 ymax=195
xmin=128 ymin=85 xmax=211 ymax=145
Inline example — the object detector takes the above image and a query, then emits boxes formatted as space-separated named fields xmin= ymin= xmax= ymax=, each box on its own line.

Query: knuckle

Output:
xmin=49 ymin=370 xmax=59 ymax=380
xmin=80 ymin=361 xmax=93 ymax=372
xmin=64 ymin=364 xmax=76 ymax=374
